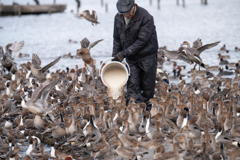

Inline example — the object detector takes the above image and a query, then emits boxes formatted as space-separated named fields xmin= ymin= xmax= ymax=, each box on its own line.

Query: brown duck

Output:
xmin=75 ymin=10 xmax=100 ymax=25
xmin=76 ymin=38 xmax=103 ymax=68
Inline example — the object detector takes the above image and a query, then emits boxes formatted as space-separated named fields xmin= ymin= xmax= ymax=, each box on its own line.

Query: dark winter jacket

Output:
xmin=112 ymin=4 xmax=159 ymax=63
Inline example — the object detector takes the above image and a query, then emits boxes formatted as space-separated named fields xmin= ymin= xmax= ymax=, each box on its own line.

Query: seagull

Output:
xmin=27 ymin=54 xmax=61 ymax=83
xmin=75 ymin=10 xmax=100 ymax=25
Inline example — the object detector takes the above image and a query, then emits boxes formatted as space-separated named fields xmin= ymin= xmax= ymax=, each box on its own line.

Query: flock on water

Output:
xmin=1 ymin=5 xmax=240 ymax=160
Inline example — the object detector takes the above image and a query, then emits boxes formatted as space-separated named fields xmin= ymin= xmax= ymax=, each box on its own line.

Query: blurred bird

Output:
xmin=75 ymin=10 xmax=100 ymax=25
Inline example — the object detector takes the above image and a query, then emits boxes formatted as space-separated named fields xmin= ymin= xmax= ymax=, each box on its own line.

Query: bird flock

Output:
xmin=1 ymin=18 xmax=240 ymax=160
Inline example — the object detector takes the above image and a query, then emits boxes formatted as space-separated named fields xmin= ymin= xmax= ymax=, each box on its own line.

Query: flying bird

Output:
xmin=27 ymin=54 xmax=61 ymax=83
xmin=181 ymin=39 xmax=220 ymax=56
xmin=77 ymin=38 xmax=103 ymax=68
xmin=75 ymin=10 xmax=100 ymax=25
xmin=0 ymin=41 xmax=24 ymax=57
xmin=162 ymin=47 xmax=205 ymax=70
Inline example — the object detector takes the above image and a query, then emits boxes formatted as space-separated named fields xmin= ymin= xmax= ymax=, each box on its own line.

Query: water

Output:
xmin=0 ymin=0 xmax=240 ymax=78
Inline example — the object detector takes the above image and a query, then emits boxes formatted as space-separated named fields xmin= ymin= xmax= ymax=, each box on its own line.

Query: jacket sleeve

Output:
xmin=112 ymin=17 xmax=122 ymax=57
xmin=123 ymin=15 xmax=154 ymax=57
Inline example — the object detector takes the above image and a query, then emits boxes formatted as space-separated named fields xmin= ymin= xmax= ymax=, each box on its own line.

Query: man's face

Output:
xmin=123 ymin=6 xmax=135 ymax=19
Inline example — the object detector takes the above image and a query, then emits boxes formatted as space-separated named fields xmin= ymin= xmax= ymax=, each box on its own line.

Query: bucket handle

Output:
xmin=99 ymin=57 xmax=130 ymax=76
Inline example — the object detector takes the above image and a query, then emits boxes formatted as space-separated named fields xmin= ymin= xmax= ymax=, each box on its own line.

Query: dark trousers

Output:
xmin=126 ymin=56 xmax=157 ymax=104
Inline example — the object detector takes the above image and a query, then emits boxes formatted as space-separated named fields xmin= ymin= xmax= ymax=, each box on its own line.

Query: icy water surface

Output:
xmin=0 ymin=0 xmax=240 ymax=76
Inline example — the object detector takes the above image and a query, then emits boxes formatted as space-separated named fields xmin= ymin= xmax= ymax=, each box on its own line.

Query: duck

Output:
xmin=68 ymin=39 xmax=77 ymax=43
xmin=27 ymin=54 xmax=61 ymax=83
xmin=205 ymin=65 xmax=219 ymax=71
xmin=91 ymin=133 xmax=110 ymax=159
xmin=230 ymin=149 xmax=240 ymax=160
xmin=0 ymin=40 xmax=24 ymax=57
xmin=63 ymin=53 xmax=74 ymax=58
xmin=114 ymin=140 xmax=137 ymax=159
xmin=194 ymin=142 xmax=211 ymax=160
xmin=153 ymin=143 xmax=181 ymax=160
xmin=76 ymin=38 xmax=103 ymax=69
xmin=163 ymin=47 xmax=206 ymax=70
xmin=0 ymin=54 xmax=16 ymax=72
xmin=23 ymin=78 xmax=60 ymax=119
xmin=220 ymin=44 xmax=229 ymax=53
xmin=75 ymin=10 xmax=100 ymax=25
xmin=235 ymin=47 xmax=240 ymax=52
xmin=212 ymin=143 xmax=228 ymax=160
xmin=18 ymin=52 xmax=29 ymax=58
xmin=219 ymin=58 xmax=229 ymax=65
xmin=181 ymin=39 xmax=220 ymax=55
xmin=218 ymin=67 xmax=234 ymax=76
xmin=183 ymin=139 xmax=197 ymax=160
xmin=218 ymin=54 xmax=230 ymax=59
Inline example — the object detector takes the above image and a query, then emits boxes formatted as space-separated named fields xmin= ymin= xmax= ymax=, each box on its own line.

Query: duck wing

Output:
xmin=32 ymin=54 xmax=41 ymax=69
xmin=178 ymin=52 xmax=193 ymax=64
xmin=91 ymin=10 xmax=98 ymax=21
xmin=81 ymin=38 xmax=90 ymax=48
xmin=88 ymin=39 xmax=103 ymax=50
xmin=8 ymin=41 xmax=24 ymax=52
xmin=0 ymin=46 xmax=3 ymax=54
xmin=75 ymin=10 xmax=90 ymax=19
xmin=192 ymin=38 xmax=202 ymax=48
xmin=197 ymin=41 xmax=220 ymax=55
xmin=31 ymin=80 xmax=51 ymax=102
xmin=40 ymin=56 xmax=61 ymax=73
xmin=210 ymin=88 xmax=230 ymax=101
xmin=39 ymin=78 xmax=60 ymax=103
xmin=162 ymin=49 xmax=180 ymax=60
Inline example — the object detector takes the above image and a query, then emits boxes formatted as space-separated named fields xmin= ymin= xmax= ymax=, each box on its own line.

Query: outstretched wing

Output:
xmin=40 ymin=56 xmax=61 ymax=73
xmin=210 ymin=88 xmax=230 ymax=101
xmin=92 ymin=10 xmax=98 ymax=20
xmin=162 ymin=49 xmax=180 ymax=60
xmin=75 ymin=10 xmax=90 ymax=19
xmin=32 ymin=54 xmax=41 ymax=69
xmin=8 ymin=41 xmax=24 ymax=52
xmin=31 ymin=80 xmax=51 ymax=102
xmin=178 ymin=51 xmax=193 ymax=64
xmin=81 ymin=38 xmax=90 ymax=48
xmin=88 ymin=39 xmax=103 ymax=50
xmin=192 ymin=38 xmax=202 ymax=48
xmin=197 ymin=41 xmax=220 ymax=55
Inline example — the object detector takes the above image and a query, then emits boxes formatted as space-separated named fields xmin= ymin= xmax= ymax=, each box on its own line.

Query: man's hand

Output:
xmin=112 ymin=51 xmax=124 ymax=62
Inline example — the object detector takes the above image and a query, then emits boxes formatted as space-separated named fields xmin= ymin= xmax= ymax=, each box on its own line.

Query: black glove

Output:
xmin=112 ymin=51 xmax=124 ymax=62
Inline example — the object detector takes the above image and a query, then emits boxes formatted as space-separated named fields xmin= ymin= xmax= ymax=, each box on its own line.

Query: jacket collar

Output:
xmin=116 ymin=4 xmax=140 ymax=25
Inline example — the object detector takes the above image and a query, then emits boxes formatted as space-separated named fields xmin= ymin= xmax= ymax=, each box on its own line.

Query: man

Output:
xmin=112 ymin=0 xmax=158 ymax=111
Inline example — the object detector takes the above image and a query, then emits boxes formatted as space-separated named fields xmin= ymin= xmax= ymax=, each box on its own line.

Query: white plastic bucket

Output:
xmin=99 ymin=57 xmax=130 ymax=87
